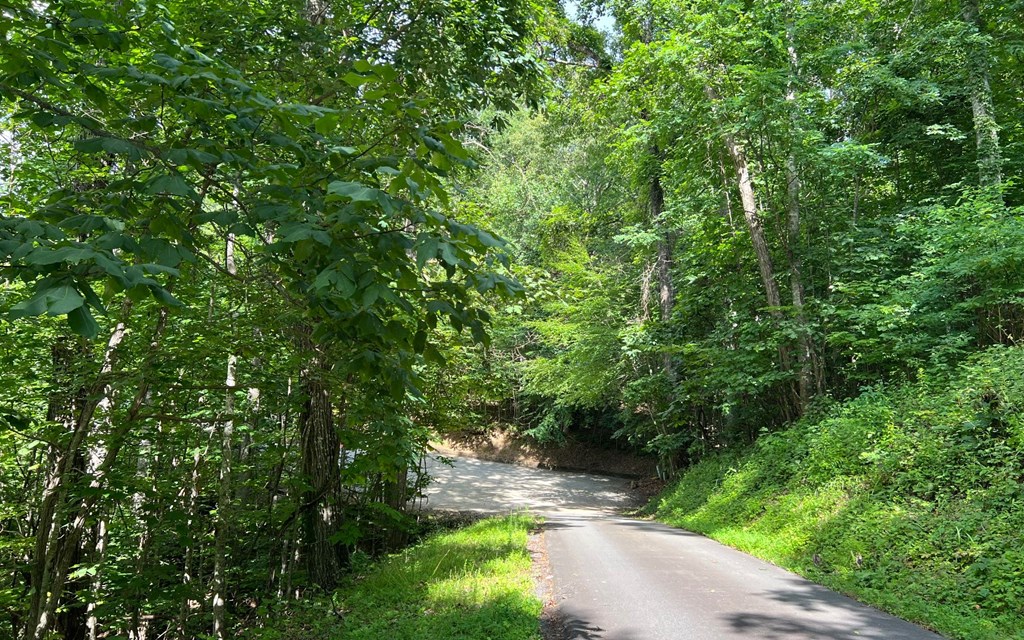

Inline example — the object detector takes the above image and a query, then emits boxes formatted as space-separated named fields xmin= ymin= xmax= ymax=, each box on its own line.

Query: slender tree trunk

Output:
xmin=212 ymin=235 xmax=237 ymax=639
xmin=383 ymin=463 xmax=409 ymax=549
xmin=84 ymin=314 xmax=133 ymax=640
xmin=130 ymin=513 xmax=155 ymax=640
xmin=25 ymin=308 xmax=130 ymax=640
xmin=721 ymin=129 xmax=783 ymax=314
xmin=645 ymin=151 xmax=680 ymax=476
xmin=961 ymin=0 xmax=1002 ymax=191
xmin=211 ymin=353 xmax=235 ymax=639
xmin=264 ymin=381 xmax=292 ymax=595
xmin=784 ymin=21 xmax=818 ymax=410
xmin=85 ymin=518 xmax=106 ymax=640
xmin=785 ymin=154 xmax=813 ymax=410
xmin=706 ymin=84 xmax=792 ymax=391
xmin=27 ymin=305 xmax=169 ymax=640
xmin=651 ymin=171 xmax=676 ymax=379
xmin=176 ymin=429 xmax=209 ymax=640
xmin=55 ymin=465 xmax=89 ymax=640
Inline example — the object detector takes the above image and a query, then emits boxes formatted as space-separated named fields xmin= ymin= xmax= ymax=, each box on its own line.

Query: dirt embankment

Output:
xmin=432 ymin=428 xmax=658 ymax=480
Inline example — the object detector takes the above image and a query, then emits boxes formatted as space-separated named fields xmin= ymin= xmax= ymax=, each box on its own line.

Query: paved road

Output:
xmin=425 ymin=456 xmax=945 ymax=640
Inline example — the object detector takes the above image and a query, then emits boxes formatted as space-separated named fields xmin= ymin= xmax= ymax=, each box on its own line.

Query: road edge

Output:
xmin=529 ymin=522 xmax=565 ymax=640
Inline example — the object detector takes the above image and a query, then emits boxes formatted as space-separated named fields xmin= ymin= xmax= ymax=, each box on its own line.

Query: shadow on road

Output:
xmin=546 ymin=604 xmax=645 ymax=640
xmin=539 ymin=520 xmax=580 ymax=532
xmin=724 ymin=611 xmax=932 ymax=640
xmin=722 ymin=577 xmax=943 ymax=640
xmin=607 ymin=518 xmax=705 ymax=538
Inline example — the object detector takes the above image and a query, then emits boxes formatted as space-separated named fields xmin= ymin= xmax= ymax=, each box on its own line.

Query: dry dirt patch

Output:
xmin=432 ymin=428 xmax=657 ymax=479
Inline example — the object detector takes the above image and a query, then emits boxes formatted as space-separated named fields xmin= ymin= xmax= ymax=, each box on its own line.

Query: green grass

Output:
xmin=250 ymin=514 xmax=543 ymax=640
xmin=647 ymin=346 xmax=1024 ymax=640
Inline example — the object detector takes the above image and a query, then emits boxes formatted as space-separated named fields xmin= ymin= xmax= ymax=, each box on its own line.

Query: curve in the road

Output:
xmin=425 ymin=456 xmax=944 ymax=640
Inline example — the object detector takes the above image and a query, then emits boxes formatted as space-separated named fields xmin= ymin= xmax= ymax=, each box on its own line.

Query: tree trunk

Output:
xmin=24 ymin=310 xmax=130 ymax=640
xmin=176 ymin=429 xmax=208 ymax=640
xmin=85 ymin=518 xmax=106 ymax=640
xmin=211 ymin=353 xmax=235 ymax=640
xmin=645 ymin=150 xmax=680 ymax=476
xmin=651 ymin=171 xmax=676 ymax=380
xmin=212 ymin=234 xmax=237 ymax=639
xmin=383 ymin=464 xmax=409 ymax=549
xmin=785 ymin=155 xmax=814 ymax=410
xmin=706 ymin=83 xmax=792 ymax=387
xmin=297 ymin=336 xmax=341 ymax=589
xmin=26 ymin=304 xmax=169 ymax=640
xmin=721 ymin=129 xmax=783 ymax=314
xmin=784 ymin=20 xmax=818 ymax=411
xmin=84 ymin=314 xmax=133 ymax=640
xmin=961 ymin=0 xmax=1002 ymax=191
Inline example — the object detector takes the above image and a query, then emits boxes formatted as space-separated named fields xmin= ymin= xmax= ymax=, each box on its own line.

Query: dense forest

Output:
xmin=1 ymin=0 xmax=1022 ymax=638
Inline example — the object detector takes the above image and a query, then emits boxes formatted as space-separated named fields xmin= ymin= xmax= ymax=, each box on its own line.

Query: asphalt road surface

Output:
xmin=425 ymin=456 xmax=945 ymax=640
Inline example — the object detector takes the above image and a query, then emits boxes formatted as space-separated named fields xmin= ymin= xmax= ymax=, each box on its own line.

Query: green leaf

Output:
xmin=342 ymin=72 xmax=369 ymax=88
xmin=362 ymin=285 xmax=381 ymax=308
xmin=439 ymin=243 xmax=459 ymax=266
xmin=24 ymin=246 xmax=93 ymax=266
xmin=315 ymin=112 xmax=339 ymax=135
xmin=165 ymin=148 xmax=218 ymax=166
xmin=148 ymin=285 xmax=182 ymax=307
xmin=476 ymin=229 xmax=503 ymax=248
xmin=146 ymin=174 xmax=196 ymax=199
xmin=422 ymin=136 xmax=446 ymax=153
xmin=73 ymin=137 xmax=148 ymax=160
xmin=45 ymin=285 xmax=85 ymax=315
xmin=327 ymin=181 xmax=379 ymax=203
xmin=416 ymin=237 xmax=439 ymax=269
xmin=423 ymin=343 xmax=446 ymax=365
xmin=8 ymin=295 xmax=47 ymax=319
xmin=67 ymin=306 xmax=99 ymax=338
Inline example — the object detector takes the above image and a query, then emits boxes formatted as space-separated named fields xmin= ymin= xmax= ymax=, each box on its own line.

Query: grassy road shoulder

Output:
xmin=646 ymin=346 xmax=1024 ymax=640
xmin=252 ymin=514 xmax=543 ymax=640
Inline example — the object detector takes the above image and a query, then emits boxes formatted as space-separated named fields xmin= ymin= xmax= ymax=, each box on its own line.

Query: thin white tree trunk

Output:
xmin=212 ymin=235 xmax=237 ymax=640
xmin=29 ymin=303 xmax=170 ymax=640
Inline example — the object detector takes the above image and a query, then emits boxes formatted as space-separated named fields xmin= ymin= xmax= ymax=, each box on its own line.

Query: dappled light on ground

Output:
xmin=425 ymin=456 xmax=635 ymax=515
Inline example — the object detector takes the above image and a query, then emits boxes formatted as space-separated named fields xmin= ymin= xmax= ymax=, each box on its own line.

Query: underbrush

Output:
xmin=649 ymin=345 xmax=1024 ymax=640
xmin=244 ymin=513 xmax=542 ymax=640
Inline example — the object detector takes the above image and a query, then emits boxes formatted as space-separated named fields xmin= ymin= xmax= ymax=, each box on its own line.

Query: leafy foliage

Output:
xmin=0 ymin=0 xmax=549 ymax=637
xmin=650 ymin=346 xmax=1024 ymax=640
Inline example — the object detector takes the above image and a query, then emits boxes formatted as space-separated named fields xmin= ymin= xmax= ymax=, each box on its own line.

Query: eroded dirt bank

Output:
xmin=432 ymin=428 xmax=658 ymax=479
